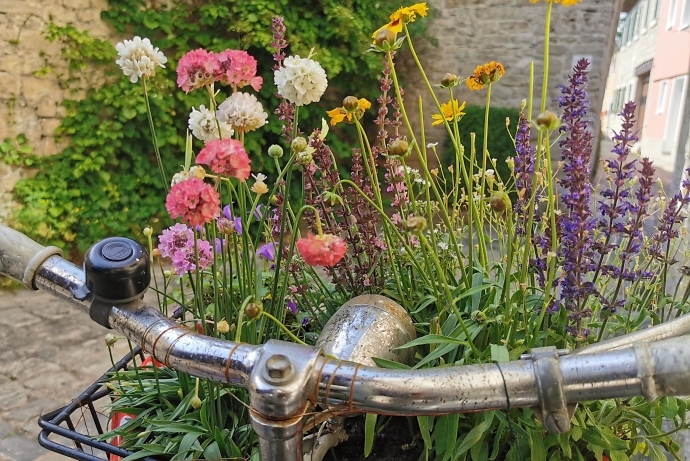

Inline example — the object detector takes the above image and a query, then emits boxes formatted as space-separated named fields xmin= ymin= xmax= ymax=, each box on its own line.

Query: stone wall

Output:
xmin=0 ymin=0 xmax=116 ymax=221
xmin=403 ymin=0 xmax=620 ymax=159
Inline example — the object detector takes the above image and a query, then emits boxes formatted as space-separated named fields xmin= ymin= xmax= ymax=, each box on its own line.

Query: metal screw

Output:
xmin=265 ymin=354 xmax=293 ymax=380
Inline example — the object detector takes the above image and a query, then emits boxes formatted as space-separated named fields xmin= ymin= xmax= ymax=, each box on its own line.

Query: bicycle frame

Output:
xmin=2 ymin=223 xmax=690 ymax=461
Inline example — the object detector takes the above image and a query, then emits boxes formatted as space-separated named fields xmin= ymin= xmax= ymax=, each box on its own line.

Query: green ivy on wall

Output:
xmin=10 ymin=0 xmax=395 ymax=254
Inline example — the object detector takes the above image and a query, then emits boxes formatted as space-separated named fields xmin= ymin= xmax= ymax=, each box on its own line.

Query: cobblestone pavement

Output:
xmin=0 ymin=285 xmax=160 ymax=461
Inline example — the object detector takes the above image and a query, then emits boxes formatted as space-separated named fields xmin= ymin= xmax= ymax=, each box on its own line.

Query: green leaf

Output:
xmin=455 ymin=411 xmax=495 ymax=458
xmin=417 ymin=416 xmax=433 ymax=452
xmin=364 ymin=413 xmax=377 ymax=458
xmin=660 ymin=397 xmax=679 ymax=420
xmin=607 ymin=450 xmax=628 ymax=461
xmin=395 ymin=334 xmax=469 ymax=350
xmin=529 ymin=429 xmax=546 ymax=461
xmin=581 ymin=426 xmax=628 ymax=452
xmin=370 ymin=357 xmax=411 ymax=369
xmin=490 ymin=344 xmax=509 ymax=363
xmin=202 ymin=441 xmax=222 ymax=461
xmin=434 ymin=414 xmax=459 ymax=461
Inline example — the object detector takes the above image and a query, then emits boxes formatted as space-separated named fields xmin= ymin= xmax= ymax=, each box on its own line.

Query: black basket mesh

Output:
xmin=37 ymin=347 xmax=161 ymax=461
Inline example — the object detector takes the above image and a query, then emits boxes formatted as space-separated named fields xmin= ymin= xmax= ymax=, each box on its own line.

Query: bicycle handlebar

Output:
xmin=3 ymin=223 xmax=690 ymax=460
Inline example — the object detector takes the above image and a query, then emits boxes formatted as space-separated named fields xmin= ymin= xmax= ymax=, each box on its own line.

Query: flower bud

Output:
xmin=151 ymin=248 xmax=161 ymax=258
xmin=402 ymin=215 xmax=427 ymax=233
xmin=217 ymin=319 xmax=230 ymax=334
xmin=374 ymin=27 xmax=396 ymax=48
xmin=171 ymin=171 xmax=188 ymax=186
xmin=536 ymin=111 xmax=559 ymax=130
xmin=143 ymin=227 xmax=153 ymax=237
xmin=291 ymin=137 xmax=308 ymax=153
xmin=104 ymin=333 xmax=118 ymax=347
xmin=342 ymin=96 xmax=359 ymax=111
xmin=177 ymin=388 xmax=184 ymax=399
xmin=489 ymin=192 xmax=511 ymax=213
xmin=471 ymin=310 xmax=487 ymax=323
xmin=270 ymin=195 xmax=279 ymax=205
xmin=440 ymin=73 xmax=459 ymax=88
xmin=296 ymin=150 xmax=313 ymax=166
xmin=190 ymin=396 xmax=202 ymax=409
xmin=245 ymin=302 xmax=262 ymax=319
xmin=388 ymin=139 xmax=409 ymax=157
xmin=164 ymin=270 xmax=172 ymax=278
xmin=268 ymin=144 xmax=284 ymax=159
xmin=189 ymin=165 xmax=206 ymax=179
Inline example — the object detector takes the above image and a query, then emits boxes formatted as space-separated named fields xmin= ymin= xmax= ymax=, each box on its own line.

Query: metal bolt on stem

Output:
xmin=265 ymin=354 xmax=294 ymax=383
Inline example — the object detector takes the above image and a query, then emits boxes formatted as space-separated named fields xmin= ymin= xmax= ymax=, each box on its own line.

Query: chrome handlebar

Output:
xmin=3 ymin=223 xmax=690 ymax=461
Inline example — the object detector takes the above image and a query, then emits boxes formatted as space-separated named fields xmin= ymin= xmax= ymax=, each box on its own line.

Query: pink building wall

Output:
xmin=643 ymin=0 xmax=690 ymax=170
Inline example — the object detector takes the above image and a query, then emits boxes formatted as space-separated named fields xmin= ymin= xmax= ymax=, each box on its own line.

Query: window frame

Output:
xmin=667 ymin=0 xmax=678 ymax=29
xmin=656 ymin=80 xmax=668 ymax=114
xmin=680 ymin=0 xmax=690 ymax=29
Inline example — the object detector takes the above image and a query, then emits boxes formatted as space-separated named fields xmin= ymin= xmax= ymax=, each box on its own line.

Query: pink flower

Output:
xmin=196 ymin=139 xmax=251 ymax=180
xmin=158 ymin=223 xmax=194 ymax=258
xmin=215 ymin=50 xmax=263 ymax=91
xmin=177 ymin=49 xmax=218 ymax=93
xmin=296 ymin=234 xmax=347 ymax=267
xmin=171 ymin=238 xmax=214 ymax=274
xmin=165 ymin=178 xmax=220 ymax=226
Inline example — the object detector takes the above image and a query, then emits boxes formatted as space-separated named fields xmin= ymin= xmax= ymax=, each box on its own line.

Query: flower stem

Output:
xmin=141 ymin=78 xmax=168 ymax=192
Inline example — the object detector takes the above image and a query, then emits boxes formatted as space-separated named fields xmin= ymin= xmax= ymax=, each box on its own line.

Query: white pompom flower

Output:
xmin=216 ymin=92 xmax=268 ymax=134
xmin=188 ymin=105 xmax=234 ymax=143
xmin=274 ymin=55 xmax=328 ymax=106
xmin=115 ymin=36 xmax=167 ymax=83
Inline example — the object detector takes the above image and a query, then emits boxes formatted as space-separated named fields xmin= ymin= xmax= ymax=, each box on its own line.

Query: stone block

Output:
xmin=36 ymin=101 xmax=57 ymax=118
xmin=21 ymin=77 xmax=62 ymax=107
xmin=0 ymin=434 xmax=46 ymax=461
xmin=0 ymin=72 xmax=20 ymax=98
xmin=39 ymin=118 xmax=61 ymax=137
xmin=0 ymin=382 xmax=28 ymax=412
xmin=62 ymin=0 xmax=91 ymax=8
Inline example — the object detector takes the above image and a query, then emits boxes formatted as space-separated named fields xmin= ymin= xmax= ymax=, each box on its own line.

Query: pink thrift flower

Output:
xmin=171 ymin=238 xmax=214 ymax=274
xmin=177 ymin=49 xmax=219 ymax=93
xmin=157 ymin=223 xmax=194 ymax=259
xmin=296 ymin=234 xmax=347 ymax=267
xmin=196 ymin=139 xmax=251 ymax=180
xmin=215 ymin=50 xmax=263 ymax=91
xmin=165 ymin=177 xmax=221 ymax=226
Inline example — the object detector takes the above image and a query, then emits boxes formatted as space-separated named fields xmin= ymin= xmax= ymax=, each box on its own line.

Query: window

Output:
xmin=662 ymin=76 xmax=688 ymax=156
xmin=640 ymin=0 xmax=649 ymax=33
xmin=631 ymin=6 xmax=640 ymax=40
xmin=680 ymin=0 xmax=690 ymax=29
xmin=667 ymin=0 xmax=678 ymax=29
xmin=649 ymin=0 xmax=660 ymax=24
xmin=656 ymin=80 xmax=668 ymax=114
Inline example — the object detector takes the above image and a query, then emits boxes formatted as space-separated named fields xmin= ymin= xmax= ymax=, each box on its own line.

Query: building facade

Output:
xmin=603 ymin=0 xmax=690 ymax=172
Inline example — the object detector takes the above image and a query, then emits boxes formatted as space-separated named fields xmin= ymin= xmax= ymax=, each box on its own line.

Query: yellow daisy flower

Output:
xmin=431 ymin=99 xmax=466 ymax=126
xmin=327 ymin=98 xmax=372 ymax=126
xmin=466 ymin=61 xmax=505 ymax=91
xmin=372 ymin=3 xmax=429 ymax=39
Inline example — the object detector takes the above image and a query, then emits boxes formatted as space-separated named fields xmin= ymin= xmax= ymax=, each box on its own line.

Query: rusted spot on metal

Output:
xmin=224 ymin=342 xmax=243 ymax=384
xmin=163 ymin=330 xmax=192 ymax=368
xmin=140 ymin=318 xmax=166 ymax=353
xmin=151 ymin=324 xmax=186 ymax=364
xmin=348 ymin=363 xmax=362 ymax=413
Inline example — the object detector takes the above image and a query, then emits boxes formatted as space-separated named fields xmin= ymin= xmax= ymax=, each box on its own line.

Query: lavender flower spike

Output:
xmin=556 ymin=58 xmax=598 ymax=337
xmin=594 ymin=101 xmax=639 ymax=265
xmin=514 ymin=111 xmax=536 ymax=235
